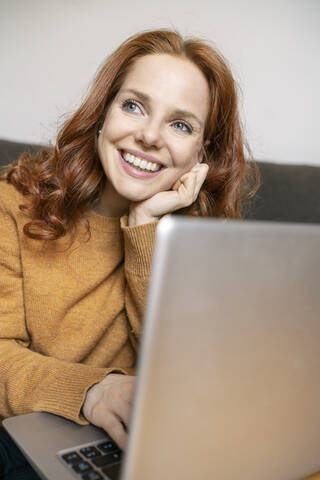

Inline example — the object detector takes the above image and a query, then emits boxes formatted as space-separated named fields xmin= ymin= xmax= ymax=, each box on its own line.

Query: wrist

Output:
xmin=128 ymin=208 xmax=159 ymax=226
xmin=82 ymin=382 xmax=99 ymax=420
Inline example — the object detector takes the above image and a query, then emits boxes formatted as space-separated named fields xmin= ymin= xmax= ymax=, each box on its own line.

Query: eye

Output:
xmin=172 ymin=121 xmax=193 ymax=134
xmin=121 ymin=99 xmax=142 ymax=115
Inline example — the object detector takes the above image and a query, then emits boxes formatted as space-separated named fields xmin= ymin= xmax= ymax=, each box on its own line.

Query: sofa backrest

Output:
xmin=1 ymin=139 xmax=319 ymax=224
xmin=0 ymin=139 xmax=44 ymax=167
xmin=244 ymin=161 xmax=320 ymax=223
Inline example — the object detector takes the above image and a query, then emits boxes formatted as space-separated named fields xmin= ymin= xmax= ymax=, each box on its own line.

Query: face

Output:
xmin=97 ymin=53 xmax=210 ymax=213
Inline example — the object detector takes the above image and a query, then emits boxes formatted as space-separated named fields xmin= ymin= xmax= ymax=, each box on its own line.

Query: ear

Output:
xmin=95 ymin=125 xmax=103 ymax=153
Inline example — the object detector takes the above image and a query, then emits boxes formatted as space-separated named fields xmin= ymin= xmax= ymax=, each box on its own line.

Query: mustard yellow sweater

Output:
xmin=0 ymin=180 xmax=157 ymax=426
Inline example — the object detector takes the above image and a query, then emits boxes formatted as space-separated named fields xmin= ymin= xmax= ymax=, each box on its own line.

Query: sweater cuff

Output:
xmin=120 ymin=215 xmax=158 ymax=277
xmin=35 ymin=365 xmax=134 ymax=425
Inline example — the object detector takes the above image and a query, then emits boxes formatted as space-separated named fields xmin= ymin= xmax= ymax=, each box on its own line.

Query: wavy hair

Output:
xmin=3 ymin=29 xmax=259 ymax=241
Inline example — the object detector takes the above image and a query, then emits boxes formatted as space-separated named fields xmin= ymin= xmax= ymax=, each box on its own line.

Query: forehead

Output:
xmin=120 ymin=54 xmax=210 ymax=123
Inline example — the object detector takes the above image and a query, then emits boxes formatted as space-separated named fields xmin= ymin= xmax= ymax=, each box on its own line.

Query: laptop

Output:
xmin=3 ymin=216 xmax=320 ymax=480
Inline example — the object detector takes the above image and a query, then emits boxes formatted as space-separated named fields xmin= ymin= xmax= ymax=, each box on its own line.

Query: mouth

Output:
xmin=120 ymin=149 xmax=164 ymax=173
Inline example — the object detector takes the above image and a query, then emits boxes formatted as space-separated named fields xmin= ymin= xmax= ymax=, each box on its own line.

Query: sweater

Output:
xmin=0 ymin=180 xmax=157 ymax=426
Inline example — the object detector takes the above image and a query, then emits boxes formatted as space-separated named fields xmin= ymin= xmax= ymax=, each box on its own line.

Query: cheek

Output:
xmin=157 ymin=168 xmax=187 ymax=193
xmin=170 ymin=140 xmax=201 ymax=169
xmin=101 ymin=111 xmax=123 ymax=142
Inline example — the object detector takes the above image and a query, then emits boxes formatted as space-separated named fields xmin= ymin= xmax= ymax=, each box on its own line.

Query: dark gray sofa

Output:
xmin=0 ymin=138 xmax=319 ymax=224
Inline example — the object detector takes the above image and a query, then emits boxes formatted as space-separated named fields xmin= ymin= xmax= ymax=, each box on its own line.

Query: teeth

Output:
xmin=122 ymin=152 xmax=161 ymax=172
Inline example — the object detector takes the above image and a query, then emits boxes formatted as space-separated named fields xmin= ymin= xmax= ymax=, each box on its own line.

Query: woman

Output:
xmin=0 ymin=29 xmax=257 ymax=479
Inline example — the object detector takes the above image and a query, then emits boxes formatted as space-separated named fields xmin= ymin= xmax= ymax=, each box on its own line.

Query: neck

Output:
xmin=93 ymin=182 xmax=130 ymax=218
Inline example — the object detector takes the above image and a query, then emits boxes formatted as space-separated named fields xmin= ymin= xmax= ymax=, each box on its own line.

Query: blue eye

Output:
xmin=173 ymin=121 xmax=192 ymax=134
xmin=122 ymin=99 xmax=141 ymax=114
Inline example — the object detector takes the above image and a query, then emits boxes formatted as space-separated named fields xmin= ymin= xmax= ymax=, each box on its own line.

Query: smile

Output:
xmin=118 ymin=150 xmax=164 ymax=179
xmin=121 ymin=151 xmax=161 ymax=172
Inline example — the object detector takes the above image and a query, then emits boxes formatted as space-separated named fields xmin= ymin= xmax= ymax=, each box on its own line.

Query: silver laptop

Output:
xmin=4 ymin=217 xmax=320 ymax=480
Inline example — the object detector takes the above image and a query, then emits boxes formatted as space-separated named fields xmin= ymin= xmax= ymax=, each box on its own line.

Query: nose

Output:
xmin=134 ymin=118 xmax=164 ymax=149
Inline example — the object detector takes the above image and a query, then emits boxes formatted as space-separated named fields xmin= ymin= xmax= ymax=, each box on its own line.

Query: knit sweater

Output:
xmin=0 ymin=180 xmax=157 ymax=426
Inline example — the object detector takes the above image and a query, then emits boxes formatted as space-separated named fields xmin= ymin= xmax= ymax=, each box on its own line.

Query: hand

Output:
xmin=128 ymin=163 xmax=209 ymax=226
xmin=82 ymin=374 xmax=136 ymax=450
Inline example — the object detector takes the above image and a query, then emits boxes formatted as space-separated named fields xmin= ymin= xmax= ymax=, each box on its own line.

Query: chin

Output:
xmin=116 ymin=186 xmax=156 ymax=203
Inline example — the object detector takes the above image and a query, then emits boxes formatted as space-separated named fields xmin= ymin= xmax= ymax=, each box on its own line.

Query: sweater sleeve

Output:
xmin=120 ymin=216 xmax=158 ymax=347
xmin=0 ymin=197 xmax=133 ymax=425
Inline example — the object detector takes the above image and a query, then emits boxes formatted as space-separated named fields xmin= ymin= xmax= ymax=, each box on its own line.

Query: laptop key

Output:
xmin=97 ymin=440 xmax=118 ymax=454
xmin=62 ymin=451 xmax=83 ymax=464
xmin=80 ymin=446 xmax=101 ymax=459
xmin=102 ymin=463 xmax=121 ymax=480
xmin=72 ymin=461 xmax=92 ymax=473
xmin=82 ymin=471 xmax=103 ymax=480
xmin=92 ymin=451 xmax=122 ymax=468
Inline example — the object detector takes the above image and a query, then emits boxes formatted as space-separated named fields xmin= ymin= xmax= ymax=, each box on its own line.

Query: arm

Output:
xmin=0 ymin=193 xmax=132 ymax=425
xmin=81 ymin=219 xmax=157 ymax=450
xmin=121 ymin=217 xmax=158 ymax=346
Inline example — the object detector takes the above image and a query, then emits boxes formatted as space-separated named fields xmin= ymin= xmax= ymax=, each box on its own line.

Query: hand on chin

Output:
xmin=128 ymin=163 xmax=208 ymax=226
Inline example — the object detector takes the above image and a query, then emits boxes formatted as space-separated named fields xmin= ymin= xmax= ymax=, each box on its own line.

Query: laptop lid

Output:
xmin=122 ymin=216 xmax=320 ymax=480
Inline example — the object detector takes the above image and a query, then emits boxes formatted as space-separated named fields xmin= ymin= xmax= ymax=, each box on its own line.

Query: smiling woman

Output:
xmin=96 ymin=53 xmax=210 ymax=221
xmin=3 ymin=29 xmax=257 ymax=241
xmin=0 ymin=29 xmax=258 ymax=479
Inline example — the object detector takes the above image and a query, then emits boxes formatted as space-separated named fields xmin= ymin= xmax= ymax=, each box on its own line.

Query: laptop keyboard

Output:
xmin=57 ymin=438 xmax=122 ymax=479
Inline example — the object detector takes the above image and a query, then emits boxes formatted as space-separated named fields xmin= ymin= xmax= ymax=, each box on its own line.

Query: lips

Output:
xmin=120 ymin=148 xmax=165 ymax=168
xmin=118 ymin=150 xmax=164 ymax=179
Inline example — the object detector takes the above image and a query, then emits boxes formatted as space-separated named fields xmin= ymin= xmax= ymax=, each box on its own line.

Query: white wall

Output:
xmin=1 ymin=0 xmax=319 ymax=165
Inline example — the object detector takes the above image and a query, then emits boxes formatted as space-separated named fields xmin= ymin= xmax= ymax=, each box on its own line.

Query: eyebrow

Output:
xmin=120 ymin=88 xmax=204 ymax=128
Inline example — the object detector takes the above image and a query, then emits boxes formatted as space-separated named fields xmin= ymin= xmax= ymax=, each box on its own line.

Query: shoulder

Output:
xmin=0 ymin=180 xmax=27 ymax=219
xmin=0 ymin=182 xmax=26 ymax=252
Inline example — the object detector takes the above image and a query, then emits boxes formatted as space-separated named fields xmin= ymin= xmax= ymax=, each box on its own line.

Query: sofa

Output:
xmin=0 ymin=138 xmax=319 ymax=224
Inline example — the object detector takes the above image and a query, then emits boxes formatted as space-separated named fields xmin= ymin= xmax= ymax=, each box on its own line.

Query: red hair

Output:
xmin=3 ymin=29 xmax=259 ymax=241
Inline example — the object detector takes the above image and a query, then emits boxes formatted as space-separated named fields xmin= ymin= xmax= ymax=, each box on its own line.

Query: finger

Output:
xmin=192 ymin=161 xmax=201 ymax=170
xmin=177 ymin=171 xmax=197 ymax=206
xmin=111 ymin=396 xmax=132 ymax=429
xmin=102 ymin=412 xmax=128 ymax=450
xmin=177 ymin=163 xmax=208 ymax=207
xmin=190 ymin=162 xmax=205 ymax=177
xmin=108 ymin=378 xmax=135 ymax=425
xmin=179 ymin=162 xmax=200 ymax=185
xmin=179 ymin=170 xmax=193 ymax=184
xmin=182 ymin=169 xmax=197 ymax=191
xmin=172 ymin=179 xmax=181 ymax=191
xmin=194 ymin=164 xmax=209 ymax=198
xmin=179 ymin=165 xmax=198 ymax=185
